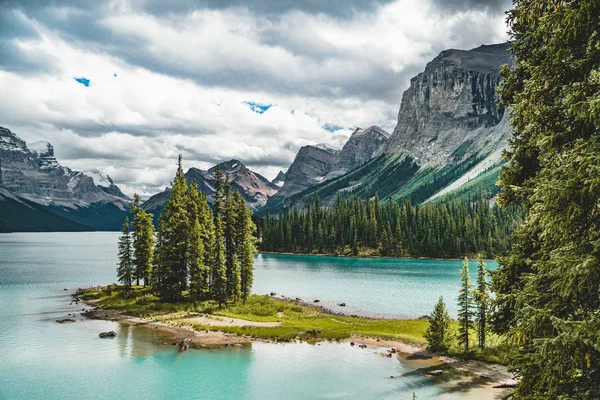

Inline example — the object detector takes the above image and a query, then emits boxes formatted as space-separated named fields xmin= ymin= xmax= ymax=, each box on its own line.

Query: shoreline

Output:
xmin=73 ymin=286 xmax=514 ymax=393
xmin=258 ymin=251 xmax=498 ymax=263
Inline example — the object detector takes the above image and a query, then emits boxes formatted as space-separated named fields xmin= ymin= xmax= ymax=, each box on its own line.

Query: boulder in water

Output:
xmin=99 ymin=331 xmax=117 ymax=338
xmin=56 ymin=319 xmax=76 ymax=324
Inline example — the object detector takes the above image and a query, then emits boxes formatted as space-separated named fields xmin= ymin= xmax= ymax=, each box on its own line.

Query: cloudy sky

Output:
xmin=0 ymin=0 xmax=510 ymax=196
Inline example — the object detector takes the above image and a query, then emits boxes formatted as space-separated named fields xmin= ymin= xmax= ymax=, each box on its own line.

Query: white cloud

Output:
xmin=0 ymin=0 xmax=509 ymax=196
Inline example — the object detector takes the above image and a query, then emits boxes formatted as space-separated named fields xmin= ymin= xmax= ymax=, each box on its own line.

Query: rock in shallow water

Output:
xmin=56 ymin=319 xmax=76 ymax=324
xmin=98 ymin=331 xmax=117 ymax=338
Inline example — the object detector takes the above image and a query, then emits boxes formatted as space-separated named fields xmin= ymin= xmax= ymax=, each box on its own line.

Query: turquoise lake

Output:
xmin=0 ymin=232 xmax=499 ymax=399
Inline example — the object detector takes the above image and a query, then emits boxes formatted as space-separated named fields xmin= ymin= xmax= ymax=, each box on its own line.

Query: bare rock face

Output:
xmin=265 ymin=144 xmax=339 ymax=211
xmin=0 ymin=126 xmax=128 ymax=210
xmin=328 ymin=125 xmax=389 ymax=178
xmin=271 ymin=170 xmax=286 ymax=187
xmin=384 ymin=43 xmax=513 ymax=166
xmin=143 ymin=159 xmax=279 ymax=213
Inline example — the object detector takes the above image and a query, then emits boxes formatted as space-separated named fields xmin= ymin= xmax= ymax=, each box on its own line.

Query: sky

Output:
xmin=0 ymin=0 xmax=510 ymax=197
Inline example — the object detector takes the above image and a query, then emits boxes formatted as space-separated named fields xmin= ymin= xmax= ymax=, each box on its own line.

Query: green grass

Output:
xmin=81 ymin=285 xmax=514 ymax=363
xmin=81 ymin=285 xmax=428 ymax=344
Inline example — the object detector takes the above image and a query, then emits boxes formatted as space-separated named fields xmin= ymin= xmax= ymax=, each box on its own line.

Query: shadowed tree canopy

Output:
xmin=492 ymin=1 xmax=600 ymax=397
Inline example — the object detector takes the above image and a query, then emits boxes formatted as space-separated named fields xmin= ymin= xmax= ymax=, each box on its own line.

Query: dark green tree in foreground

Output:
xmin=473 ymin=258 xmax=489 ymax=350
xmin=457 ymin=258 xmax=474 ymax=353
xmin=117 ymin=217 xmax=134 ymax=290
xmin=491 ymin=1 xmax=600 ymax=397
xmin=131 ymin=193 xmax=155 ymax=286
xmin=424 ymin=296 xmax=452 ymax=352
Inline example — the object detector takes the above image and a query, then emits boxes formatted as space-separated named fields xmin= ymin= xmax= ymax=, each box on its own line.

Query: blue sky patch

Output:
xmin=323 ymin=123 xmax=343 ymax=132
xmin=243 ymin=101 xmax=272 ymax=114
xmin=74 ymin=77 xmax=90 ymax=87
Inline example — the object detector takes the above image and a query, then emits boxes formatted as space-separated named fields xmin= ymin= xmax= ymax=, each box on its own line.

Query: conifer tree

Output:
xmin=491 ymin=1 xmax=600 ymax=396
xmin=197 ymin=191 xmax=214 ymax=298
xmin=473 ymin=258 xmax=488 ymax=349
xmin=131 ymin=193 xmax=155 ymax=286
xmin=457 ymin=257 xmax=474 ymax=352
xmin=117 ymin=217 xmax=134 ymax=290
xmin=233 ymin=190 xmax=256 ymax=303
xmin=187 ymin=181 xmax=207 ymax=303
xmin=155 ymin=155 xmax=190 ymax=301
xmin=223 ymin=173 xmax=238 ymax=299
xmin=211 ymin=166 xmax=228 ymax=307
xmin=424 ymin=296 xmax=452 ymax=352
xmin=187 ymin=217 xmax=205 ymax=303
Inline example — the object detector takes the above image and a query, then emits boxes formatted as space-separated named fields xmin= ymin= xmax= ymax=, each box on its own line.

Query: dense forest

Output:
xmin=118 ymin=156 xmax=257 ymax=305
xmin=259 ymin=193 xmax=523 ymax=259
xmin=488 ymin=1 xmax=600 ymax=397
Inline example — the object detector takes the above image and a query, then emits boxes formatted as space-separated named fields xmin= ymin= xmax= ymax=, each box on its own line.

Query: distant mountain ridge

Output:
xmin=272 ymin=42 xmax=513 ymax=211
xmin=0 ymin=126 xmax=129 ymax=231
xmin=0 ymin=42 xmax=515 ymax=230
xmin=142 ymin=159 xmax=280 ymax=216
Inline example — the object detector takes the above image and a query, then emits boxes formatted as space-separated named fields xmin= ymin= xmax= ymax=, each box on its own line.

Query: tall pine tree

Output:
xmin=457 ymin=257 xmax=474 ymax=352
xmin=233 ymin=190 xmax=256 ymax=303
xmin=155 ymin=155 xmax=190 ymax=301
xmin=117 ymin=217 xmax=134 ymax=290
xmin=491 ymin=1 xmax=600 ymax=396
xmin=473 ymin=258 xmax=488 ymax=350
xmin=131 ymin=193 xmax=155 ymax=286
xmin=211 ymin=166 xmax=228 ymax=307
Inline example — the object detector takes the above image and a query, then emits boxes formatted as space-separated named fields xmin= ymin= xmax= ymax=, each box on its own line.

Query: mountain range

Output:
xmin=0 ymin=42 xmax=513 ymax=231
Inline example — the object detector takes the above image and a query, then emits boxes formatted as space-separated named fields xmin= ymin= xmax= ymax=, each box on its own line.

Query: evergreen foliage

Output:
xmin=457 ymin=257 xmax=475 ymax=352
xmin=490 ymin=1 xmax=600 ymax=397
xmin=260 ymin=193 xmax=522 ymax=259
xmin=137 ymin=157 xmax=257 ymax=307
xmin=424 ymin=296 xmax=452 ymax=352
xmin=117 ymin=217 xmax=134 ymax=289
xmin=131 ymin=193 xmax=155 ymax=286
xmin=473 ymin=258 xmax=489 ymax=350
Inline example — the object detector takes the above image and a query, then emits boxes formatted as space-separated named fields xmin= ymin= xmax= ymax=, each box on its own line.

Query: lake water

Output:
xmin=0 ymin=232 xmax=499 ymax=400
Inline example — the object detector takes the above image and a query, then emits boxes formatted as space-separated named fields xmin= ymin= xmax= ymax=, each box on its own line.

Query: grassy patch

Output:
xmin=82 ymin=286 xmax=428 ymax=344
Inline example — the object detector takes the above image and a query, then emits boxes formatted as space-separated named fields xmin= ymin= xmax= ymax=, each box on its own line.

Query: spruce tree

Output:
xmin=473 ymin=258 xmax=488 ymax=349
xmin=457 ymin=257 xmax=474 ymax=353
xmin=131 ymin=193 xmax=155 ymax=287
xmin=187 ymin=181 xmax=207 ymax=303
xmin=491 ymin=1 xmax=600 ymax=396
xmin=233 ymin=190 xmax=256 ymax=303
xmin=424 ymin=296 xmax=452 ymax=352
xmin=187 ymin=218 xmax=205 ymax=303
xmin=223 ymin=173 xmax=238 ymax=299
xmin=117 ymin=217 xmax=134 ymax=290
xmin=211 ymin=166 xmax=228 ymax=307
xmin=155 ymin=155 xmax=190 ymax=301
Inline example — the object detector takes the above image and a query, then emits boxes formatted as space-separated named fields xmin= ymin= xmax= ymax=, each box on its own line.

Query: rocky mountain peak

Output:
xmin=0 ymin=125 xmax=129 ymax=209
xmin=209 ymin=159 xmax=246 ymax=174
xmin=272 ymin=170 xmax=286 ymax=187
xmin=384 ymin=42 xmax=513 ymax=166
xmin=325 ymin=125 xmax=390 ymax=179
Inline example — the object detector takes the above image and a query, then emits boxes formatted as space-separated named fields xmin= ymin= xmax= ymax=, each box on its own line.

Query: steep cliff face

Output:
xmin=0 ymin=126 xmax=129 ymax=229
xmin=329 ymin=125 xmax=389 ymax=178
xmin=142 ymin=159 xmax=279 ymax=215
xmin=270 ymin=43 xmax=514 ymax=212
xmin=385 ymin=43 xmax=513 ymax=166
xmin=265 ymin=144 xmax=339 ymax=211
